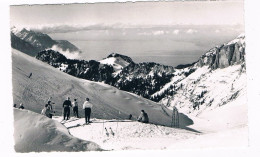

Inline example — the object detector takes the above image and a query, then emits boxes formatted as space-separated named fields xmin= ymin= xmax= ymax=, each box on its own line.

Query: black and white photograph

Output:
xmin=4 ymin=0 xmax=258 ymax=154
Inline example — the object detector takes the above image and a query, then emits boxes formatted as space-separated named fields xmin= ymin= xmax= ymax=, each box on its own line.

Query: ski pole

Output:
xmin=102 ymin=113 xmax=105 ymax=136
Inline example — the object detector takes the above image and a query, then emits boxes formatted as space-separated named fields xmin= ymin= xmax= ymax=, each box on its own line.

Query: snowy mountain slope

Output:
xmin=166 ymin=90 xmax=248 ymax=149
xmin=160 ymin=62 xmax=246 ymax=118
xmin=99 ymin=53 xmax=132 ymax=75
xmin=53 ymin=117 xmax=198 ymax=150
xmin=152 ymin=34 xmax=245 ymax=101
xmin=12 ymin=48 xmax=192 ymax=127
xmin=13 ymin=108 xmax=101 ymax=152
xmin=150 ymin=34 xmax=248 ymax=136
xmin=36 ymin=50 xmax=176 ymax=100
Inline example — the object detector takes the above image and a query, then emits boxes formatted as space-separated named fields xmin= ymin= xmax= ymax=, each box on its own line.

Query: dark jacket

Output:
xmin=18 ymin=106 xmax=24 ymax=109
xmin=63 ymin=100 xmax=72 ymax=108
xmin=137 ymin=112 xmax=149 ymax=123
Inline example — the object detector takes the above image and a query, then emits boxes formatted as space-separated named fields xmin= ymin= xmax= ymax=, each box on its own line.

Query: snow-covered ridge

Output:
xmin=99 ymin=53 xmax=131 ymax=75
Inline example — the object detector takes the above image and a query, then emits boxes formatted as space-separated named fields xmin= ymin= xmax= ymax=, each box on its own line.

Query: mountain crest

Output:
xmin=196 ymin=34 xmax=245 ymax=69
xmin=11 ymin=27 xmax=81 ymax=57
xmin=106 ymin=53 xmax=134 ymax=64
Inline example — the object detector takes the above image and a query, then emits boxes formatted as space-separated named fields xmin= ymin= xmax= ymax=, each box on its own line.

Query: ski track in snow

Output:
xmin=53 ymin=115 xmax=247 ymax=150
xmin=53 ymin=116 xmax=199 ymax=150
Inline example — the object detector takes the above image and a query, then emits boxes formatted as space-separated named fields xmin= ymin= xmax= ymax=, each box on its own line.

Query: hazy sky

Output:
xmin=10 ymin=1 xmax=244 ymax=30
xmin=10 ymin=1 xmax=245 ymax=66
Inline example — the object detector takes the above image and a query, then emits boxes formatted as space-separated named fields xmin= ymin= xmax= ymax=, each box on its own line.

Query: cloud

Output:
xmin=138 ymin=32 xmax=151 ymax=36
xmin=28 ymin=24 xmax=118 ymax=34
xmin=50 ymin=45 xmax=81 ymax=60
xmin=186 ymin=29 xmax=198 ymax=34
xmin=173 ymin=29 xmax=180 ymax=35
xmin=152 ymin=30 xmax=164 ymax=35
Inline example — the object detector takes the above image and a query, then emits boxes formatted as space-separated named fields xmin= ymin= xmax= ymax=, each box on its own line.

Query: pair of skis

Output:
xmin=104 ymin=127 xmax=115 ymax=137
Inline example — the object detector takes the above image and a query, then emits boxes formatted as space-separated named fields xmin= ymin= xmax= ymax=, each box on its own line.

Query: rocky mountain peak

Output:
xmin=196 ymin=34 xmax=245 ymax=69
xmin=106 ymin=53 xmax=134 ymax=64
xmin=11 ymin=27 xmax=82 ymax=56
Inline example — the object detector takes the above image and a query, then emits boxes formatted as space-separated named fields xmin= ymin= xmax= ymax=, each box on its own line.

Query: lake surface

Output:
xmin=70 ymin=40 xmax=210 ymax=67
xmin=49 ymin=26 xmax=242 ymax=67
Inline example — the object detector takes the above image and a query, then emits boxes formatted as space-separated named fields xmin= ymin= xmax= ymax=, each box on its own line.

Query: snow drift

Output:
xmin=13 ymin=108 xmax=101 ymax=152
xmin=53 ymin=117 xmax=198 ymax=150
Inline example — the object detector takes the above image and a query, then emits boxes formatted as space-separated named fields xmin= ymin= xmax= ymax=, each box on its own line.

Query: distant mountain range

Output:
xmin=34 ymin=34 xmax=245 ymax=106
xmin=10 ymin=27 xmax=81 ymax=56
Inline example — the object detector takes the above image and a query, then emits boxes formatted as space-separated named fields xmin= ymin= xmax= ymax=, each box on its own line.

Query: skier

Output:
xmin=109 ymin=127 xmax=115 ymax=136
xmin=18 ymin=103 xmax=24 ymax=109
xmin=137 ymin=110 xmax=149 ymax=123
xmin=63 ymin=97 xmax=72 ymax=120
xmin=41 ymin=104 xmax=52 ymax=118
xmin=72 ymin=98 xmax=79 ymax=118
xmin=82 ymin=98 xmax=93 ymax=124
xmin=28 ymin=72 xmax=32 ymax=78
xmin=13 ymin=104 xmax=17 ymax=108
xmin=105 ymin=127 xmax=109 ymax=137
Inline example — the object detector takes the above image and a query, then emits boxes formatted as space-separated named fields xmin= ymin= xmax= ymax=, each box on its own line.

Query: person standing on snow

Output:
xmin=46 ymin=100 xmax=54 ymax=118
xmin=137 ymin=110 xmax=149 ymax=123
xmin=82 ymin=98 xmax=93 ymax=124
xmin=41 ymin=104 xmax=52 ymax=118
xmin=72 ymin=98 xmax=79 ymax=118
xmin=63 ymin=97 xmax=72 ymax=120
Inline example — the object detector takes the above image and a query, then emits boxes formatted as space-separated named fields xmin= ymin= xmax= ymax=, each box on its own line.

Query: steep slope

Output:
xmin=152 ymin=34 xmax=247 ymax=133
xmin=14 ymin=109 xmax=101 ymax=152
xmin=10 ymin=32 xmax=40 ymax=56
xmin=12 ymin=48 xmax=192 ymax=127
xmin=153 ymin=34 xmax=246 ymax=104
xmin=197 ymin=33 xmax=245 ymax=69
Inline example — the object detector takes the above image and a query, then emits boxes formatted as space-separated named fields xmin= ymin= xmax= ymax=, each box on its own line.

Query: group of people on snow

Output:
xmin=21 ymin=96 xmax=149 ymax=125
xmin=62 ymin=97 xmax=93 ymax=124
xmin=62 ymin=97 xmax=92 ymax=122
xmin=13 ymin=103 xmax=25 ymax=109
xmin=40 ymin=97 xmax=93 ymax=124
